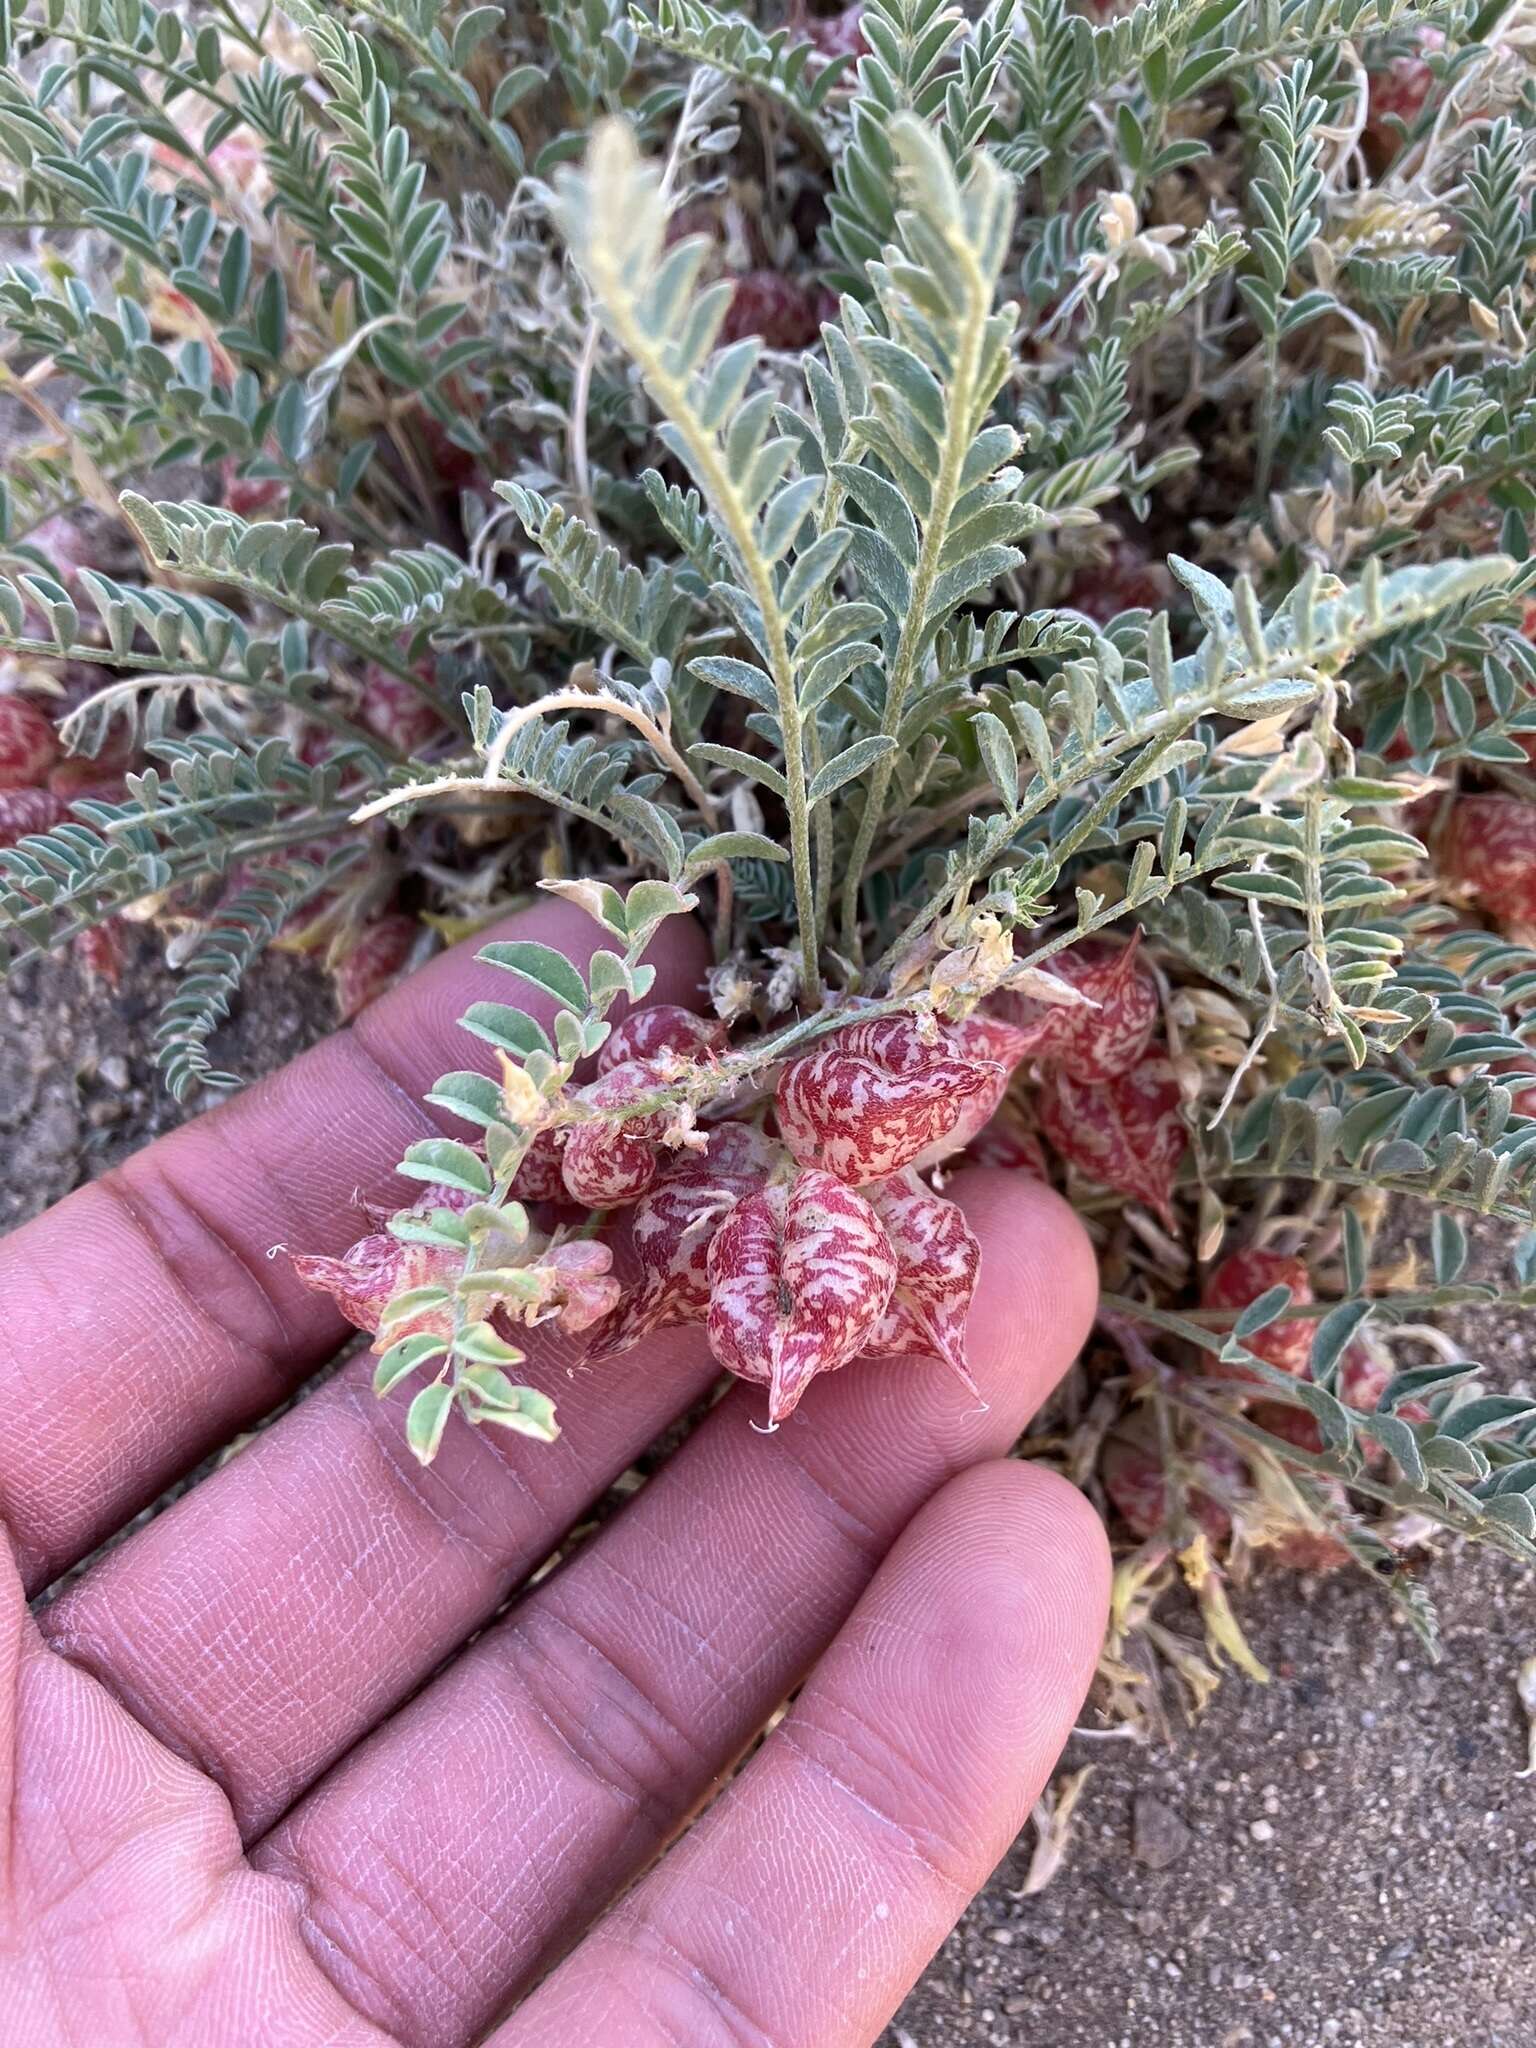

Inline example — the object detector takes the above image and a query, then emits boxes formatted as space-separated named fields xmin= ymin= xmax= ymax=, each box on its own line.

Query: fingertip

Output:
xmin=868 ymin=1466 xmax=1105 ymax=1802
xmin=944 ymin=1165 xmax=1100 ymax=1406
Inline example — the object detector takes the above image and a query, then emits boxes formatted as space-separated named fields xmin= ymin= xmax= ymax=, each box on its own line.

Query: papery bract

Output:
xmin=1202 ymin=1247 xmax=1315 ymax=1380
xmin=1036 ymin=1054 xmax=1186 ymax=1228
xmin=0 ymin=696 xmax=61 ymax=789
xmin=776 ymin=1014 xmax=1016 ymax=1184
xmin=990 ymin=935 xmax=1159 ymax=1081
xmin=599 ymin=1003 xmax=727 ymax=1073
xmin=588 ymin=1122 xmax=782 ymax=1359
xmin=561 ymin=1058 xmax=669 ymax=1207
xmin=706 ymin=1167 xmax=897 ymax=1422
xmin=861 ymin=1173 xmax=982 ymax=1393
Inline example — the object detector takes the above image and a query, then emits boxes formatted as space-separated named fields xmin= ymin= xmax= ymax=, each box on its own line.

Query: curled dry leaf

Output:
xmin=776 ymin=1013 xmax=1024 ymax=1185
xmin=1036 ymin=1053 xmax=1187 ymax=1229
xmin=706 ymin=1166 xmax=897 ymax=1422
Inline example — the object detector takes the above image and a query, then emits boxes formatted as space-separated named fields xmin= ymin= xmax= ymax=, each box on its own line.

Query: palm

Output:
xmin=2 ymin=904 xmax=1106 ymax=2048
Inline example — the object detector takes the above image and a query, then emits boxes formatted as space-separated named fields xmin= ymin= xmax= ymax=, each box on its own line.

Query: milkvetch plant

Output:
xmin=4 ymin=0 xmax=1536 ymax=1689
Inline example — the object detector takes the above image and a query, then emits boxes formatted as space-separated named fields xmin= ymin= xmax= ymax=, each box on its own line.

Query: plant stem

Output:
xmin=838 ymin=232 xmax=991 ymax=965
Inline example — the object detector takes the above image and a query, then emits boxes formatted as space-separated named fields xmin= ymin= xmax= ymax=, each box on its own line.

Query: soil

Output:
xmin=5 ymin=933 xmax=1535 ymax=2047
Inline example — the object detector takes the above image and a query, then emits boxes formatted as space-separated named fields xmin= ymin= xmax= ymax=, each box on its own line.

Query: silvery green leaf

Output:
xmin=808 ymin=735 xmax=899 ymax=805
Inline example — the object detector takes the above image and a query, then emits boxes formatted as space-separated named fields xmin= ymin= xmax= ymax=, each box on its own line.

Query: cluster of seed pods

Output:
xmin=303 ymin=1002 xmax=1031 ymax=1427
xmin=1101 ymin=1243 xmax=1430 ymax=1562
xmin=582 ymin=1007 xmax=1026 ymax=1423
xmin=977 ymin=935 xmax=1189 ymax=1227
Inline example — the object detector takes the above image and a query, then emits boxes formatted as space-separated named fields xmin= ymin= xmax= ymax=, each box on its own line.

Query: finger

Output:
xmin=247 ymin=1174 xmax=1097 ymax=2048
xmin=500 ymin=1460 xmax=1108 ymax=2048
xmin=41 ymin=1317 xmax=719 ymax=1838
xmin=0 ymin=900 xmax=708 ymax=1589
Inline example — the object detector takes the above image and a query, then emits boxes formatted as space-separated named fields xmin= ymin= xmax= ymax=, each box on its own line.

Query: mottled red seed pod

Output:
xmin=0 ymin=696 xmax=61 ymax=789
xmin=719 ymin=269 xmax=822 ymax=351
xmin=74 ymin=918 xmax=127 ymax=987
xmin=1202 ymin=1247 xmax=1315 ymax=1380
xmin=417 ymin=408 xmax=482 ymax=493
xmin=598 ymin=1003 xmax=728 ymax=1074
xmin=1247 ymin=1399 xmax=1323 ymax=1456
xmin=294 ymin=1187 xmax=472 ymax=1347
xmin=561 ymin=1058 xmax=670 ymax=1208
xmin=221 ymin=456 xmax=286 ymax=517
xmin=359 ymin=662 xmax=446 ymax=758
xmin=295 ymin=1183 xmax=621 ymax=1346
xmin=796 ymin=0 xmax=867 ymax=61
xmin=1036 ymin=1054 xmax=1186 ymax=1229
xmin=1064 ymin=540 xmax=1174 ymax=625
xmin=510 ymin=1127 xmax=569 ymax=1205
xmin=333 ymin=912 xmax=419 ymax=1022
xmin=1438 ymin=795 xmax=1536 ymax=933
xmin=777 ymin=1014 xmax=1014 ymax=1185
xmin=706 ymin=1167 xmax=897 ymax=1422
xmin=1101 ymin=1431 xmax=1241 ymax=1543
xmin=1338 ymin=1343 xmax=1389 ymax=1412
xmin=990 ymin=934 xmax=1159 ymax=1081
xmin=861 ymin=1174 xmax=982 ymax=1393
xmin=1364 ymin=25 xmax=1444 ymax=154
xmin=0 ymin=785 xmax=65 ymax=847
xmin=964 ymin=1097 xmax=1051 ymax=1179
xmin=47 ymin=752 xmax=132 ymax=800
xmin=587 ymin=1121 xmax=782 ymax=1359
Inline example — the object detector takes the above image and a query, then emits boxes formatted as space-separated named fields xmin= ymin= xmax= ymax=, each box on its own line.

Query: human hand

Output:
xmin=0 ymin=903 xmax=1107 ymax=2047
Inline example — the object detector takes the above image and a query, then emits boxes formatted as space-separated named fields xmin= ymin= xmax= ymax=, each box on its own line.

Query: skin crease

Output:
xmin=0 ymin=904 xmax=1108 ymax=2048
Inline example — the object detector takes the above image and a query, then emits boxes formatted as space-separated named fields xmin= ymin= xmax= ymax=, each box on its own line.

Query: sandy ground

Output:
xmin=5 ymin=930 xmax=1535 ymax=2046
